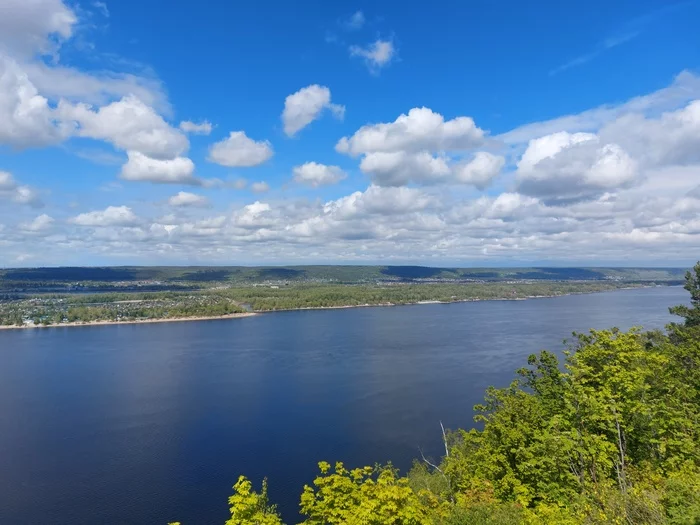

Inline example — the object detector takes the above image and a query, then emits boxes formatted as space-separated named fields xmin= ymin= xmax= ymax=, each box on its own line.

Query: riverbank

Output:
xmin=0 ymin=312 xmax=257 ymax=330
xmin=0 ymin=284 xmax=668 ymax=330
xmin=242 ymin=284 xmax=657 ymax=312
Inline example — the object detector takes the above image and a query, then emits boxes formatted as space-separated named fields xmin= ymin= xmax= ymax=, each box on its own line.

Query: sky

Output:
xmin=1 ymin=0 xmax=699 ymax=267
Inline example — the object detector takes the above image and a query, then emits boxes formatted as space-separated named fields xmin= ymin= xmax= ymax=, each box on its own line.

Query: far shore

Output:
xmin=250 ymin=284 xmax=653 ymax=313
xmin=0 ymin=312 xmax=257 ymax=331
xmin=0 ymin=284 xmax=664 ymax=331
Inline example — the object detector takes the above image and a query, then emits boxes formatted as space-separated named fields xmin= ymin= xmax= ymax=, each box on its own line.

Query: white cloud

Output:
xmin=232 ymin=201 xmax=274 ymax=230
xmin=282 ymin=85 xmax=345 ymax=137
xmin=516 ymin=132 xmax=638 ymax=204
xmin=499 ymin=70 xmax=700 ymax=145
xmin=453 ymin=152 xmax=505 ymax=188
xmin=600 ymin=99 xmax=700 ymax=167
xmin=0 ymin=171 xmax=43 ymax=207
xmin=3 ymin=53 xmax=700 ymax=266
xmin=345 ymin=11 xmax=365 ymax=30
xmin=179 ymin=120 xmax=212 ymax=135
xmin=0 ymin=56 xmax=69 ymax=148
xmin=325 ymin=185 xmax=434 ymax=218
xmin=58 ymin=95 xmax=188 ymax=159
xmin=293 ymin=162 xmax=347 ymax=187
xmin=0 ymin=171 xmax=15 ymax=190
xmin=358 ymin=150 xmax=504 ymax=188
xmin=208 ymin=131 xmax=273 ymax=167
xmin=20 ymin=214 xmax=54 ymax=232
xmin=120 ymin=151 xmax=198 ymax=185
xmin=337 ymin=107 xmax=484 ymax=155
xmin=0 ymin=0 xmax=77 ymax=59
xmin=251 ymin=181 xmax=270 ymax=193
xmin=360 ymin=151 xmax=451 ymax=186
xmin=71 ymin=206 xmax=140 ymax=227
xmin=350 ymin=39 xmax=395 ymax=73
xmin=339 ymin=107 xmax=498 ymax=188
xmin=22 ymin=61 xmax=169 ymax=113
xmin=168 ymin=191 xmax=209 ymax=207
xmin=12 ymin=185 xmax=43 ymax=207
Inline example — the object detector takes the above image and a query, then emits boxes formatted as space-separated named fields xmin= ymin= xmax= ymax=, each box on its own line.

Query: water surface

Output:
xmin=0 ymin=286 xmax=686 ymax=524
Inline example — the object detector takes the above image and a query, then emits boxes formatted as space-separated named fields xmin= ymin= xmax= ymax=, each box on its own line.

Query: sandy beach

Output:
xmin=0 ymin=312 xmax=257 ymax=330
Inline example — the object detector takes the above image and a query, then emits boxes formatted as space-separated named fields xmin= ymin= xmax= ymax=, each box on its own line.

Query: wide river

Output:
xmin=0 ymin=286 xmax=687 ymax=524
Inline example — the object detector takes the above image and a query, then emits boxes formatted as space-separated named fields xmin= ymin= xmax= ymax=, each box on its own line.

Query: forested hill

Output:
xmin=0 ymin=265 xmax=687 ymax=286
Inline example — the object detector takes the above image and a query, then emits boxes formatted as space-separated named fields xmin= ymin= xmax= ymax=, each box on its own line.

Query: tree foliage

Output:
xmin=226 ymin=476 xmax=282 ymax=525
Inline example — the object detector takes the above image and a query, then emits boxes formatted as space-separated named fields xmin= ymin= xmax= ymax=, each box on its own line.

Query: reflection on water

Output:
xmin=0 ymin=286 xmax=686 ymax=523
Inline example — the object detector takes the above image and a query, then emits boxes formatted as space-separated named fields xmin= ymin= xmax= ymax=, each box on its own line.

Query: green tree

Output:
xmin=300 ymin=462 xmax=431 ymax=525
xmin=670 ymin=262 xmax=700 ymax=327
xmin=226 ymin=476 xmax=282 ymax=525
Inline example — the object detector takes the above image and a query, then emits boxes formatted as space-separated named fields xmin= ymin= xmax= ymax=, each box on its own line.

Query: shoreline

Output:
xmin=0 ymin=312 xmax=257 ymax=331
xmin=0 ymin=284 xmax=665 ymax=330
xmin=248 ymin=284 xmax=654 ymax=313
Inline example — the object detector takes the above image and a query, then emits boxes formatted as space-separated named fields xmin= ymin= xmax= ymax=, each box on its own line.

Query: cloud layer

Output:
xmin=0 ymin=0 xmax=699 ymax=266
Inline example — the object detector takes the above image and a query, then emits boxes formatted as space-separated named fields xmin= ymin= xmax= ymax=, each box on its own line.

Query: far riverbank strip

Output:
xmin=0 ymin=284 xmax=673 ymax=331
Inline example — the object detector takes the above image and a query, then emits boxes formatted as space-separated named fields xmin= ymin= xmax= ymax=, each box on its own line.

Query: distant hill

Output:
xmin=0 ymin=265 xmax=688 ymax=286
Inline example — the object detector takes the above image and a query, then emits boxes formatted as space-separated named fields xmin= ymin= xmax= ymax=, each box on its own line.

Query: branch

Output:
xmin=419 ymin=447 xmax=444 ymax=475
xmin=440 ymin=421 xmax=449 ymax=458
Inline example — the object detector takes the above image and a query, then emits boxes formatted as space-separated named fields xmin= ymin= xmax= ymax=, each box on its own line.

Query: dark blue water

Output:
xmin=0 ymin=286 xmax=686 ymax=524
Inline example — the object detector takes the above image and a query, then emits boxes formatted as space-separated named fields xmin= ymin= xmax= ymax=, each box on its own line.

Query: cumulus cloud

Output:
xmin=179 ymin=120 xmax=212 ymax=135
xmin=338 ymin=107 xmax=499 ymax=187
xmin=0 ymin=0 xmax=77 ymax=59
xmin=0 ymin=171 xmax=43 ymax=207
xmin=0 ymin=4 xmax=175 ymax=154
xmin=293 ymin=162 xmax=347 ymax=187
xmin=3 ymin=30 xmax=700 ymax=267
xmin=20 ymin=214 xmax=54 ymax=232
xmin=350 ymin=39 xmax=395 ymax=73
xmin=58 ymin=95 xmax=188 ymax=159
xmin=120 ymin=151 xmax=198 ymax=185
xmin=0 ymin=56 xmax=69 ymax=148
xmin=208 ymin=131 xmax=273 ymax=167
xmin=516 ymin=132 xmax=638 ymax=204
xmin=454 ymin=152 xmax=505 ymax=188
xmin=0 ymin=171 xmax=16 ymax=190
xmin=12 ymin=185 xmax=43 ymax=207
xmin=168 ymin=191 xmax=209 ymax=207
xmin=70 ymin=206 xmax=140 ymax=227
xmin=282 ymin=85 xmax=345 ymax=137
xmin=359 ymin=151 xmax=451 ymax=186
xmin=325 ymin=185 xmax=434 ymax=218
xmin=600 ymin=100 xmax=700 ymax=167
xmin=337 ymin=107 xmax=485 ymax=155
xmin=231 ymin=201 xmax=277 ymax=230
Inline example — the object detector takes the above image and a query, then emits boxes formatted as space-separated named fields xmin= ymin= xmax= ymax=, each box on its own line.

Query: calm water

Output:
xmin=0 ymin=286 xmax=686 ymax=524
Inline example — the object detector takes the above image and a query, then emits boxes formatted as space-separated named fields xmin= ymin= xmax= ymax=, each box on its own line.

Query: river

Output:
xmin=0 ymin=286 xmax=687 ymax=524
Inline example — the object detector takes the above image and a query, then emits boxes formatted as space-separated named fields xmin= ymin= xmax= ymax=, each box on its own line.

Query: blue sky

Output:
xmin=1 ymin=0 xmax=699 ymax=266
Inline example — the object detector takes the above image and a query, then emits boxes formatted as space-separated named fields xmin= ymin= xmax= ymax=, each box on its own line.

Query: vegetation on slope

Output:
xmin=0 ymin=265 xmax=686 ymax=291
xmin=172 ymin=263 xmax=700 ymax=524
